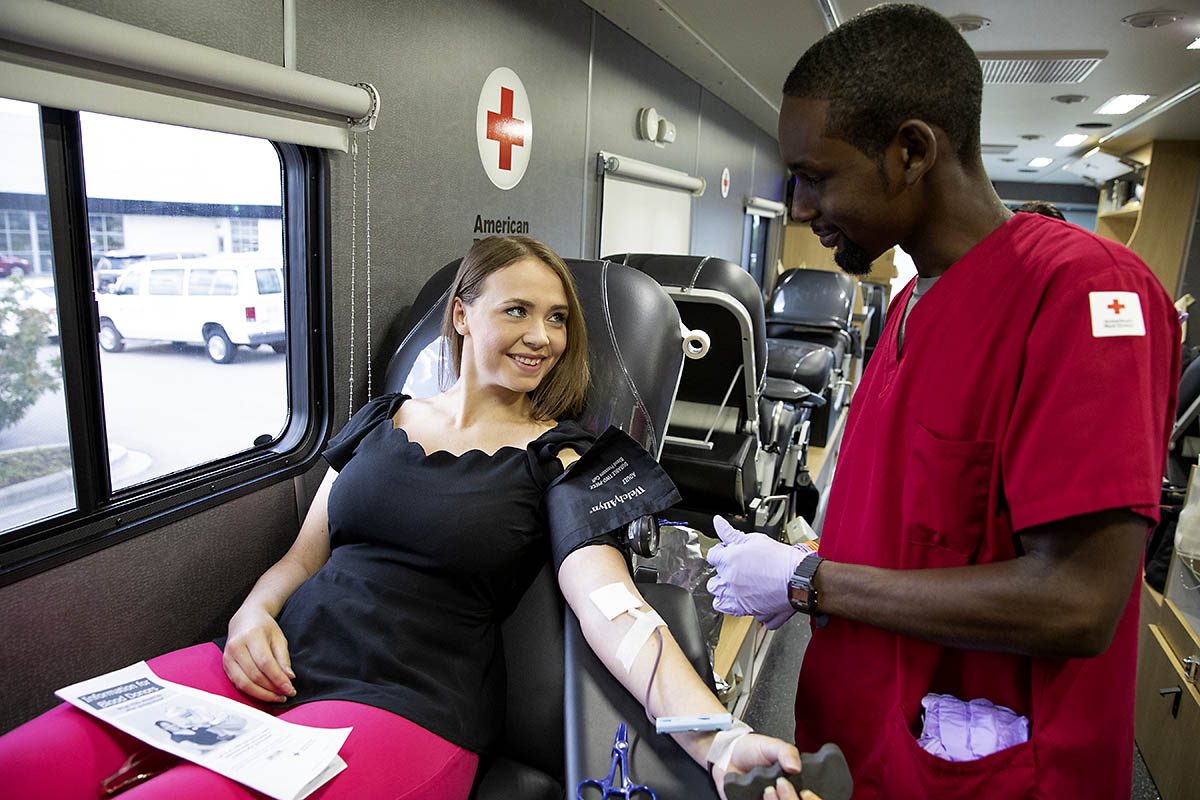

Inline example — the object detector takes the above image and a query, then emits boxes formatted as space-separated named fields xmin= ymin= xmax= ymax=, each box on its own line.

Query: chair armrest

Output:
xmin=565 ymin=583 xmax=719 ymax=799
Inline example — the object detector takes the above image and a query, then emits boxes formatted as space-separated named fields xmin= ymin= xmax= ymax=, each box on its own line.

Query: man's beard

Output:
xmin=834 ymin=238 xmax=874 ymax=275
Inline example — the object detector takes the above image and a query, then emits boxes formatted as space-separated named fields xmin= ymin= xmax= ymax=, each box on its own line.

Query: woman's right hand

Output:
xmin=222 ymin=607 xmax=296 ymax=702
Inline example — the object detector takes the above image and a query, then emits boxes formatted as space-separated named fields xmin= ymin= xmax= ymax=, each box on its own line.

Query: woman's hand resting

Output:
xmin=223 ymin=606 xmax=297 ymax=702
xmin=712 ymin=733 xmax=815 ymax=800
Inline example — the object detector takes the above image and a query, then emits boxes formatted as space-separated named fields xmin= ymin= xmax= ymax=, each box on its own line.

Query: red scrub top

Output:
xmin=795 ymin=213 xmax=1179 ymax=799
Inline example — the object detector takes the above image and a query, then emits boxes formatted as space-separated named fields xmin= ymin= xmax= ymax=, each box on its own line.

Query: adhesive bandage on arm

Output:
xmin=588 ymin=582 xmax=667 ymax=672
xmin=590 ymin=582 xmax=643 ymax=620
xmin=707 ymin=719 xmax=753 ymax=771
xmin=615 ymin=608 xmax=667 ymax=671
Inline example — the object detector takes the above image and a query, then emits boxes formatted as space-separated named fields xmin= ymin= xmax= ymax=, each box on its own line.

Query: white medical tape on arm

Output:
xmin=616 ymin=608 xmax=666 ymax=671
xmin=589 ymin=582 xmax=643 ymax=619
xmin=707 ymin=719 xmax=753 ymax=771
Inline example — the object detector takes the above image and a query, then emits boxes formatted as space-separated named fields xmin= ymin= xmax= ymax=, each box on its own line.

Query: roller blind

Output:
xmin=0 ymin=0 xmax=374 ymax=150
xmin=599 ymin=175 xmax=692 ymax=258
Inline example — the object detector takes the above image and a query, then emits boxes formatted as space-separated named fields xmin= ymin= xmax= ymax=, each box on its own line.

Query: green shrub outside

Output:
xmin=0 ymin=277 xmax=61 ymax=433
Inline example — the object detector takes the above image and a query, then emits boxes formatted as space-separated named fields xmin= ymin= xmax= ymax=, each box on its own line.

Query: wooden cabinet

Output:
xmin=1135 ymin=617 xmax=1200 ymax=800
xmin=779 ymin=221 xmax=897 ymax=287
xmin=1094 ymin=140 xmax=1200 ymax=296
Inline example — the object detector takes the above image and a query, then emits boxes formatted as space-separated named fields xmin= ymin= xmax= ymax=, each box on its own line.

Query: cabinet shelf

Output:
xmin=1093 ymin=140 xmax=1200 ymax=295
xmin=1099 ymin=205 xmax=1141 ymax=220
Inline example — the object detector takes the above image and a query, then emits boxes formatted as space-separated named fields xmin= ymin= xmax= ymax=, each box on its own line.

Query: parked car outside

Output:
xmin=93 ymin=250 xmax=207 ymax=293
xmin=96 ymin=254 xmax=285 ymax=363
xmin=0 ymin=254 xmax=32 ymax=278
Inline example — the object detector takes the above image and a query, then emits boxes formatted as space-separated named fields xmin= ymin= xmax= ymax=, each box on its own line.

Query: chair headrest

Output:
xmin=382 ymin=258 xmax=684 ymax=458
xmin=608 ymin=253 xmax=767 ymax=393
xmin=768 ymin=268 xmax=857 ymax=331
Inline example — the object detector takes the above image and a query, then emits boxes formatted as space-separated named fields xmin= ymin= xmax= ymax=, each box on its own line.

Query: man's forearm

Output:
xmin=812 ymin=509 xmax=1146 ymax=658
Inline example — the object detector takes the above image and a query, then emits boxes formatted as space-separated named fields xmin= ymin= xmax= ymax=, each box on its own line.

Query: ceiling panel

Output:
xmin=581 ymin=0 xmax=1200 ymax=186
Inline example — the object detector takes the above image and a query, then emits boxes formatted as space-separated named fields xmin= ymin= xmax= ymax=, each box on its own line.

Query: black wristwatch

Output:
xmin=788 ymin=555 xmax=828 ymax=627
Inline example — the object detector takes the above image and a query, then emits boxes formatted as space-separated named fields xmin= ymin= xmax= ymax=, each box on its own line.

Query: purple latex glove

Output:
xmin=705 ymin=516 xmax=816 ymax=629
xmin=916 ymin=693 xmax=1030 ymax=762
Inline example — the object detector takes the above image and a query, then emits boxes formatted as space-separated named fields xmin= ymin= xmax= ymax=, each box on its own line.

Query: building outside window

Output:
xmin=230 ymin=218 xmax=258 ymax=253
xmin=87 ymin=213 xmax=125 ymax=265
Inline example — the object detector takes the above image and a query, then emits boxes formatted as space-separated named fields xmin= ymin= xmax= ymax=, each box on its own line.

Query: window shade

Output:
xmin=0 ymin=0 xmax=374 ymax=150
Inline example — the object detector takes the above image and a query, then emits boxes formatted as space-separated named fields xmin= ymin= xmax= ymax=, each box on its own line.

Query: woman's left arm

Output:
xmin=557 ymin=543 xmax=802 ymax=798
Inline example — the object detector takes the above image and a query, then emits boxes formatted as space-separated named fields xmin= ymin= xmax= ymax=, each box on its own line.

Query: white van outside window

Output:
xmin=98 ymin=254 xmax=286 ymax=363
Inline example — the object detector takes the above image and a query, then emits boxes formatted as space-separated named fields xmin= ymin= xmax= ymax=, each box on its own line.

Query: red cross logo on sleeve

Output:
xmin=487 ymin=87 xmax=525 ymax=171
xmin=1107 ymin=298 xmax=1125 ymax=314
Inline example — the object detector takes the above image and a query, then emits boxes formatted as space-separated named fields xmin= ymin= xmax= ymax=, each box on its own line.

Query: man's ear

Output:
xmin=893 ymin=119 xmax=938 ymax=185
xmin=452 ymin=297 xmax=469 ymax=336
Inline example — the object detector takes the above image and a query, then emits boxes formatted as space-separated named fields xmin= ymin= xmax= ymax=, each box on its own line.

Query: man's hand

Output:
xmin=223 ymin=607 xmax=296 ymax=702
xmin=706 ymin=517 xmax=815 ymax=628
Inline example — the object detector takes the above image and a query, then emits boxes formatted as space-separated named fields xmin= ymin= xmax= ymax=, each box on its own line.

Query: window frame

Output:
xmin=0 ymin=107 xmax=331 ymax=587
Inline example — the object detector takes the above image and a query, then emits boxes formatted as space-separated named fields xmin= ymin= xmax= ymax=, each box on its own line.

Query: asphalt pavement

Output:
xmin=1 ymin=342 xmax=287 ymax=531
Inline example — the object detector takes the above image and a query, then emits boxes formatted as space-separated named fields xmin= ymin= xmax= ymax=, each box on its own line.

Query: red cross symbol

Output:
xmin=1108 ymin=298 xmax=1125 ymax=315
xmin=486 ymin=87 xmax=525 ymax=171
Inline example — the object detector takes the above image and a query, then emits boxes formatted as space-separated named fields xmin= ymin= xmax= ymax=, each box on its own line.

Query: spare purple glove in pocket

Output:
xmin=916 ymin=693 xmax=1029 ymax=762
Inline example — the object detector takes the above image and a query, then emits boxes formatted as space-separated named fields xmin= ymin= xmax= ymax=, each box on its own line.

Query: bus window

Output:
xmin=79 ymin=113 xmax=289 ymax=489
xmin=0 ymin=101 xmax=326 ymax=581
xmin=0 ymin=98 xmax=73 ymax=535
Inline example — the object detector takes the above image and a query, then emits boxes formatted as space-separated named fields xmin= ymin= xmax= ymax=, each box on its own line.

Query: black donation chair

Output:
xmin=765 ymin=268 xmax=860 ymax=447
xmin=1167 ymin=355 xmax=1200 ymax=488
xmin=381 ymin=257 xmax=718 ymax=800
xmin=610 ymin=253 xmax=822 ymax=532
xmin=860 ymin=283 xmax=886 ymax=369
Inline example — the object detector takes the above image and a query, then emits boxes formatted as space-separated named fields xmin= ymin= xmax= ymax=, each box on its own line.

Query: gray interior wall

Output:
xmin=0 ymin=482 xmax=297 ymax=732
xmin=0 ymin=0 xmax=785 ymax=733
xmin=692 ymin=90 xmax=758 ymax=263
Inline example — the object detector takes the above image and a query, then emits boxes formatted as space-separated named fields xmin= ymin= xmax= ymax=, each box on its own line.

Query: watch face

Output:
xmin=788 ymin=583 xmax=813 ymax=612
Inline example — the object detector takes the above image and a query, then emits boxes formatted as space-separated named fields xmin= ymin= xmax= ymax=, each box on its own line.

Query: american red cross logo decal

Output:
xmin=1108 ymin=298 xmax=1125 ymax=315
xmin=486 ymin=87 xmax=525 ymax=171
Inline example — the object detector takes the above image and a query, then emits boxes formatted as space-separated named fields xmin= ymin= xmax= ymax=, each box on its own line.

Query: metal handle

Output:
xmin=1183 ymin=655 xmax=1200 ymax=685
xmin=1160 ymin=686 xmax=1183 ymax=718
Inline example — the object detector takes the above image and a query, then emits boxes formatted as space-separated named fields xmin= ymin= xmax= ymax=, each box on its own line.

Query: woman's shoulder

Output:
xmin=323 ymin=393 xmax=409 ymax=470
xmin=525 ymin=419 xmax=596 ymax=483
xmin=534 ymin=418 xmax=595 ymax=453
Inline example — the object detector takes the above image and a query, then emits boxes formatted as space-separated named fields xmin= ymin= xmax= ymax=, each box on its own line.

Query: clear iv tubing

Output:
xmin=643 ymin=628 xmax=664 ymax=725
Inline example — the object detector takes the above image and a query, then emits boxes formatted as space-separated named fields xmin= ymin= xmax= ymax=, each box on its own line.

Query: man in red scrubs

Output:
xmin=705 ymin=4 xmax=1179 ymax=798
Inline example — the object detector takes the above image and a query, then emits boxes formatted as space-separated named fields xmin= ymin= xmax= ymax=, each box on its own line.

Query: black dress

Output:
xmin=265 ymin=392 xmax=669 ymax=753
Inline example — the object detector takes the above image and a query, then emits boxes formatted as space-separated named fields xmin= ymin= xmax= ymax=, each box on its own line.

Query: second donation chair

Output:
xmin=611 ymin=253 xmax=823 ymax=531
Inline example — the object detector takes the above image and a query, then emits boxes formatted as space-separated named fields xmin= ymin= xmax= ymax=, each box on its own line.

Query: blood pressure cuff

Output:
xmin=546 ymin=426 xmax=681 ymax=571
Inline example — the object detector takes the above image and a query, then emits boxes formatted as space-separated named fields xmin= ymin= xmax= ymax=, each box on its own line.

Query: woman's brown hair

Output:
xmin=439 ymin=236 xmax=589 ymax=420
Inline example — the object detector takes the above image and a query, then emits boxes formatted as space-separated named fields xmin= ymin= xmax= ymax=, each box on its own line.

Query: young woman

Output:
xmin=0 ymin=236 xmax=804 ymax=800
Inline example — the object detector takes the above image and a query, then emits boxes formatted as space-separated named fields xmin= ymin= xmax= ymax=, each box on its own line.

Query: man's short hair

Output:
xmin=783 ymin=3 xmax=982 ymax=165
xmin=1015 ymin=200 xmax=1066 ymax=221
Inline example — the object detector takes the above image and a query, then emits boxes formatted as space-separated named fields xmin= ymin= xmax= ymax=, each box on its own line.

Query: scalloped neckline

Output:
xmin=390 ymin=419 xmax=566 ymax=461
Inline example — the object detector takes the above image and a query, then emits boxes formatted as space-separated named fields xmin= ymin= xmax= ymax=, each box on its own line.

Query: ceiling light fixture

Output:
xmin=1099 ymin=80 xmax=1200 ymax=144
xmin=948 ymin=14 xmax=991 ymax=32
xmin=1028 ymin=157 xmax=1053 ymax=168
xmin=1055 ymin=133 xmax=1089 ymax=147
xmin=1121 ymin=10 xmax=1184 ymax=28
xmin=1094 ymin=94 xmax=1153 ymax=114
xmin=1189 ymin=37 xmax=1200 ymax=50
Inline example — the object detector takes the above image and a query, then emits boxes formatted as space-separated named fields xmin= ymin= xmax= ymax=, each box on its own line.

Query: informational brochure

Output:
xmin=56 ymin=661 xmax=351 ymax=800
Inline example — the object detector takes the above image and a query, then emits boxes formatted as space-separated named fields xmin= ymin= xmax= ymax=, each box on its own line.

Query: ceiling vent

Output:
xmin=978 ymin=51 xmax=1106 ymax=84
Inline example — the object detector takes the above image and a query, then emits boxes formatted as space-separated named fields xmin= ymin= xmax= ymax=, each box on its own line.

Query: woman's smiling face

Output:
xmin=453 ymin=256 xmax=569 ymax=396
